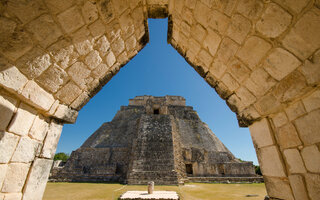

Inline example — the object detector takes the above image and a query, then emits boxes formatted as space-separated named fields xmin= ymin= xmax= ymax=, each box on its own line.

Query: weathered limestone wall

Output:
xmin=168 ymin=1 xmax=320 ymax=199
xmin=249 ymin=89 xmax=320 ymax=200
xmin=0 ymin=0 xmax=319 ymax=199
xmin=0 ymin=90 xmax=62 ymax=200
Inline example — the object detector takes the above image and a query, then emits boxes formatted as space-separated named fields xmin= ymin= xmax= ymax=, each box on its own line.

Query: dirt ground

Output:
xmin=43 ymin=182 xmax=266 ymax=200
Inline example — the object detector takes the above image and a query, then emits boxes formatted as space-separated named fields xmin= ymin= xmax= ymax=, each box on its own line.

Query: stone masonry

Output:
xmin=0 ymin=0 xmax=319 ymax=199
xmin=50 ymin=96 xmax=256 ymax=185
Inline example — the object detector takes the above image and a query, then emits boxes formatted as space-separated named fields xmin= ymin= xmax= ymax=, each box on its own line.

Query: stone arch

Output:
xmin=0 ymin=0 xmax=319 ymax=200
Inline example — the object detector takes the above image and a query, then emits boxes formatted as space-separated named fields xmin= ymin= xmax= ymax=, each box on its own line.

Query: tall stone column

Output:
xmin=0 ymin=91 xmax=63 ymax=200
xmin=249 ymin=87 xmax=320 ymax=200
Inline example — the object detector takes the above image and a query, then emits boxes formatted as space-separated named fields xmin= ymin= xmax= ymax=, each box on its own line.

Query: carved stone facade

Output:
xmin=0 ymin=0 xmax=319 ymax=199
xmin=50 ymin=96 xmax=256 ymax=184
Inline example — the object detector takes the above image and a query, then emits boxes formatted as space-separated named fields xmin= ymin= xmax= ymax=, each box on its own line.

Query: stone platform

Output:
xmin=119 ymin=191 xmax=179 ymax=200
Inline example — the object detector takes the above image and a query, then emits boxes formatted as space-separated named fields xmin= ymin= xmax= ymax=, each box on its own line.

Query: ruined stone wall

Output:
xmin=127 ymin=114 xmax=179 ymax=185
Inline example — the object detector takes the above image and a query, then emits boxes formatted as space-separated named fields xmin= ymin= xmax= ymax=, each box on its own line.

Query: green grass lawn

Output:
xmin=43 ymin=182 xmax=267 ymax=200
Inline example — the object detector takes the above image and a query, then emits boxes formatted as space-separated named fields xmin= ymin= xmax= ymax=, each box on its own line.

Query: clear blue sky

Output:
xmin=57 ymin=19 xmax=258 ymax=165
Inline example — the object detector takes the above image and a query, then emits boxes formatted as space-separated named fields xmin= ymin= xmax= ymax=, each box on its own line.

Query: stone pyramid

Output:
xmin=50 ymin=96 xmax=256 ymax=185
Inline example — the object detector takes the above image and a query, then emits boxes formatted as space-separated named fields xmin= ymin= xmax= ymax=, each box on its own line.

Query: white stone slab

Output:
xmin=120 ymin=191 xmax=179 ymax=200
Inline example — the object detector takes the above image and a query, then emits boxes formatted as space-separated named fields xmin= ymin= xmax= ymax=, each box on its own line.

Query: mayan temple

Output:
xmin=50 ymin=96 xmax=256 ymax=184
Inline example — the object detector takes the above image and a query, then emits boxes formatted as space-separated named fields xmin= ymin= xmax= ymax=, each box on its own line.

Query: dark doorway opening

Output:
xmin=186 ymin=164 xmax=193 ymax=175
xmin=154 ymin=109 xmax=160 ymax=115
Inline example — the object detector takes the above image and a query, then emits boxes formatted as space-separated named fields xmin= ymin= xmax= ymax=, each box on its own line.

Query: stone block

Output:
xmin=301 ymin=145 xmax=320 ymax=173
xmin=263 ymin=48 xmax=301 ymax=81
xmin=194 ymin=1 xmax=210 ymax=27
xmin=126 ymin=36 xmax=137 ymax=52
xmin=26 ymin=14 xmax=62 ymax=48
xmin=82 ymin=1 xmax=98 ymax=24
xmin=301 ymin=49 xmax=320 ymax=85
xmin=72 ymin=27 xmax=94 ymax=56
xmin=191 ymin=23 xmax=207 ymax=43
xmin=40 ymin=121 xmax=63 ymax=159
xmin=282 ymin=8 xmax=320 ymax=59
xmin=112 ymin=0 xmax=128 ymax=15
xmin=283 ymin=148 xmax=306 ymax=173
xmin=11 ymin=137 xmax=39 ymax=163
xmin=88 ymin=20 xmax=106 ymax=38
xmin=0 ymin=132 xmax=19 ymax=163
xmin=106 ymin=51 xmax=116 ymax=67
xmin=54 ymin=104 xmax=78 ymax=123
xmin=295 ymin=109 xmax=320 ymax=145
xmin=0 ymin=164 xmax=7 ymax=189
xmin=216 ymin=37 xmax=239 ymax=65
xmin=67 ymin=62 xmax=91 ymax=89
xmin=227 ymin=94 xmax=245 ymax=113
xmin=8 ymin=103 xmax=37 ymax=136
xmin=273 ymin=0 xmax=309 ymax=14
xmin=36 ymin=64 xmax=69 ymax=93
xmin=304 ymin=173 xmax=320 ymax=200
xmin=208 ymin=59 xmax=227 ymax=79
xmin=22 ymin=158 xmax=53 ymax=200
xmin=70 ymin=92 xmax=90 ymax=111
xmin=0 ymin=94 xmax=17 ymax=131
xmin=264 ymin=176 xmax=294 ymax=200
xmin=256 ymin=3 xmax=292 ymax=38
xmin=119 ymin=10 xmax=135 ymax=39
xmin=276 ymin=123 xmax=302 ymax=149
xmin=97 ymin=0 xmax=114 ymax=23
xmin=111 ymin=37 xmax=125 ymax=56
xmin=95 ymin=36 xmax=111 ymax=56
xmin=48 ymin=100 xmax=59 ymax=116
xmin=44 ymin=0 xmax=75 ymax=14
xmin=85 ymin=50 xmax=102 ymax=70
xmin=288 ymin=175 xmax=309 ymax=200
xmin=0 ymin=19 xmax=33 ymax=61
xmin=249 ymin=118 xmax=274 ymax=148
xmin=117 ymin=51 xmax=128 ymax=65
xmin=55 ymin=81 xmax=82 ymax=105
xmin=244 ymin=67 xmax=277 ymax=97
xmin=197 ymin=49 xmax=213 ymax=69
xmin=208 ymin=10 xmax=230 ymax=34
xmin=16 ymin=47 xmax=51 ymax=79
xmin=226 ymin=14 xmax=251 ymax=44
xmin=236 ymin=0 xmax=264 ymax=20
xmin=303 ymin=89 xmax=320 ymax=112
xmin=271 ymin=112 xmax=288 ymax=128
xmin=272 ymin=70 xmax=308 ymax=103
xmin=92 ymin=63 xmax=110 ymax=80
xmin=203 ymin=29 xmax=221 ymax=56
xmin=7 ymin=0 xmax=46 ymax=23
xmin=236 ymin=86 xmax=256 ymax=108
xmin=29 ymin=115 xmax=49 ymax=141
xmin=236 ymin=36 xmax=272 ymax=70
xmin=57 ymin=6 xmax=85 ymax=34
xmin=4 ymin=193 xmax=22 ymax=200
xmin=0 ymin=67 xmax=28 ymax=93
xmin=1 ymin=163 xmax=30 ymax=193
xmin=258 ymin=145 xmax=286 ymax=177
xmin=48 ymin=39 xmax=79 ymax=69
xmin=21 ymin=81 xmax=55 ymax=111
xmin=285 ymin=101 xmax=306 ymax=121
xmin=254 ymin=93 xmax=281 ymax=115
xmin=221 ymin=73 xmax=239 ymax=92
xmin=0 ymin=193 xmax=3 ymax=200
xmin=227 ymin=58 xmax=250 ymax=83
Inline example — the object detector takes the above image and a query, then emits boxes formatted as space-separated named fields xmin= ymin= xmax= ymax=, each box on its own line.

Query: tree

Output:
xmin=255 ymin=165 xmax=262 ymax=175
xmin=54 ymin=152 xmax=70 ymax=162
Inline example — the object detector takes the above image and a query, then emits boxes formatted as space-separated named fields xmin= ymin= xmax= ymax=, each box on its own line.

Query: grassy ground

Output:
xmin=43 ymin=182 xmax=266 ymax=200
